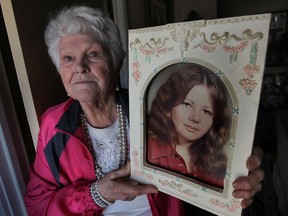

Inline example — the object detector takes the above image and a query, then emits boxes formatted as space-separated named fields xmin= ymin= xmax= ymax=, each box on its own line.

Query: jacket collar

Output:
xmin=55 ymin=99 xmax=82 ymax=134
xmin=55 ymin=90 xmax=129 ymax=133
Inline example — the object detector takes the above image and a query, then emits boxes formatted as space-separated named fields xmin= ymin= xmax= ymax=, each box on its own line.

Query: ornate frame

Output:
xmin=128 ymin=14 xmax=271 ymax=216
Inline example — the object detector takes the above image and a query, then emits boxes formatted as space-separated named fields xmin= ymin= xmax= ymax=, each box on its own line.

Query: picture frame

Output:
xmin=128 ymin=14 xmax=271 ymax=216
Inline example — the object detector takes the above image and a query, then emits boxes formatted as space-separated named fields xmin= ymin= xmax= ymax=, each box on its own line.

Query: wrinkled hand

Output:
xmin=97 ymin=162 xmax=158 ymax=202
xmin=232 ymin=146 xmax=265 ymax=208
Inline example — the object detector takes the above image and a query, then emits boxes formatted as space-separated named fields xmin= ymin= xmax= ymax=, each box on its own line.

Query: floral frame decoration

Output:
xmin=128 ymin=14 xmax=271 ymax=216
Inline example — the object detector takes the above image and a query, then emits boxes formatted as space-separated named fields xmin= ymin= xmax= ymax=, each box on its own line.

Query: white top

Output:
xmin=87 ymin=118 xmax=152 ymax=216
xmin=102 ymin=195 xmax=152 ymax=216
xmin=88 ymin=118 xmax=124 ymax=173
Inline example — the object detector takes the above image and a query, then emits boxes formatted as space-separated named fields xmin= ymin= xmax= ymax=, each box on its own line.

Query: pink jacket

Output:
xmin=24 ymin=98 xmax=184 ymax=216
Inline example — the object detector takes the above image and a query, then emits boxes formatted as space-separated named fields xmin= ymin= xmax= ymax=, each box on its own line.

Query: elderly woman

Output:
xmin=24 ymin=5 xmax=264 ymax=216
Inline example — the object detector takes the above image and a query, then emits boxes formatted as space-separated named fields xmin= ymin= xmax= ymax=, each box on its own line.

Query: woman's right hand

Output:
xmin=97 ymin=162 xmax=159 ymax=202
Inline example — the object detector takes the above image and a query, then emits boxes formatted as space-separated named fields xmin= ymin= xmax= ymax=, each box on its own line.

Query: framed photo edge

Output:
xmin=129 ymin=13 xmax=271 ymax=216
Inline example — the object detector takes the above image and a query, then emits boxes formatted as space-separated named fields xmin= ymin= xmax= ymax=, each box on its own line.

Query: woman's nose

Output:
xmin=73 ymin=58 xmax=90 ymax=74
xmin=188 ymin=109 xmax=200 ymax=123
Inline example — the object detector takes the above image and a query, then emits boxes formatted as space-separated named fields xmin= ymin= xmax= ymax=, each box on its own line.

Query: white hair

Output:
xmin=44 ymin=5 xmax=126 ymax=70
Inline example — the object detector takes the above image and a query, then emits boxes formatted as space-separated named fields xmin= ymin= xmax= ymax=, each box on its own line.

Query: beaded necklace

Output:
xmin=81 ymin=104 xmax=127 ymax=179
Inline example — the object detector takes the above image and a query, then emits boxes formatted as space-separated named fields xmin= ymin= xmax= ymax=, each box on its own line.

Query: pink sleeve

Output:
xmin=24 ymin=135 xmax=103 ymax=216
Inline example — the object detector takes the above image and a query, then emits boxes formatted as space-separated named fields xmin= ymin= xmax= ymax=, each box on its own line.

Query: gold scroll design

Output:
xmin=209 ymin=198 xmax=241 ymax=213
xmin=195 ymin=29 xmax=262 ymax=61
xmin=129 ymin=38 xmax=173 ymax=84
xmin=158 ymin=179 xmax=199 ymax=198
xmin=130 ymin=38 xmax=173 ymax=63
xmin=170 ymin=27 xmax=201 ymax=57
xmin=196 ymin=29 xmax=263 ymax=95
xmin=132 ymin=149 xmax=153 ymax=181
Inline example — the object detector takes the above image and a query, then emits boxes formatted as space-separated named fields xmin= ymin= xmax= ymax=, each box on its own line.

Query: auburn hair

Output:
xmin=147 ymin=63 xmax=231 ymax=180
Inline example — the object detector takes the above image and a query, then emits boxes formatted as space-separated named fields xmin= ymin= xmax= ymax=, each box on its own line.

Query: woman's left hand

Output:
xmin=232 ymin=146 xmax=265 ymax=208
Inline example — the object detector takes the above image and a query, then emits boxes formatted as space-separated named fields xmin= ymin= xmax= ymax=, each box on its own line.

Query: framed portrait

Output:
xmin=128 ymin=14 xmax=271 ymax=216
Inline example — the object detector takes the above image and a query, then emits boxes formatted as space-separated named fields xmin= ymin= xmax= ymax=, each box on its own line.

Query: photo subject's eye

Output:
xmin=203 ymin=109 xmax=213 ymax=116
xmin=182 ymin=102 xmax=192 ymax=108
xmin=182 ymin=99 xmax=194 ymax=108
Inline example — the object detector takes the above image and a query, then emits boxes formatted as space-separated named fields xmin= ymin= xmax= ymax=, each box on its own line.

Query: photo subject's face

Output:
xmin=171 ymin=85 xmax=214 ymax=144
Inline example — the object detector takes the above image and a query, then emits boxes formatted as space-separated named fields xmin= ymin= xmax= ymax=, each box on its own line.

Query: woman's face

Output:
xmin=58 ymin=34 xmax=112 ymax=102
xmin=171 ymin=85 xmax=214 ymax=144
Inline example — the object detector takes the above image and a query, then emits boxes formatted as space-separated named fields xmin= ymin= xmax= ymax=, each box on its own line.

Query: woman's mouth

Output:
xmin=74 ymin=80 xmax=94 ymax=85
xmin=185 ymin=124 xmax=198 ymax=132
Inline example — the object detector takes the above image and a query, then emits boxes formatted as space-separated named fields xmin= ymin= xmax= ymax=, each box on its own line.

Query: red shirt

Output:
xmin=147 ymin=137 xmax=224 ymax=188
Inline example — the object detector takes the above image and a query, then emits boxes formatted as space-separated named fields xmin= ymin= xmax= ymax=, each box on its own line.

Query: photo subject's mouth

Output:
xmin=185 ymin=124 xmax=199 ymax=132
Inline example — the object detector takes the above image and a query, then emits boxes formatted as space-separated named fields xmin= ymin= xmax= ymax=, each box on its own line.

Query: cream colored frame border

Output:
xmin=129 ymin=14 xmax=271 ymax=216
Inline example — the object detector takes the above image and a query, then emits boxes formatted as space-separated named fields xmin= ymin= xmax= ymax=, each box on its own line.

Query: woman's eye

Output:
xmin=88 ymin=51 xmax=99 ymax=58
xmin=203 ymin=109 xmax=213 ymax=116
xmin=63 ymin=56 xmax=72 ymax=62
xmin=182 ymin=102 xmax=192 ymax=107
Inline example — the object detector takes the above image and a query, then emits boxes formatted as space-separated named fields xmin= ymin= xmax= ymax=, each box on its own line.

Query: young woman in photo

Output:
xmin=147 ymin=63 xmax=231 ymax=187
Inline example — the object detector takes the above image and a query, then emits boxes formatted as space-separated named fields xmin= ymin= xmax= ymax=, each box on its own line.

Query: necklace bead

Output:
xmin=81 ymin=104 xmax=127 ymax=179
